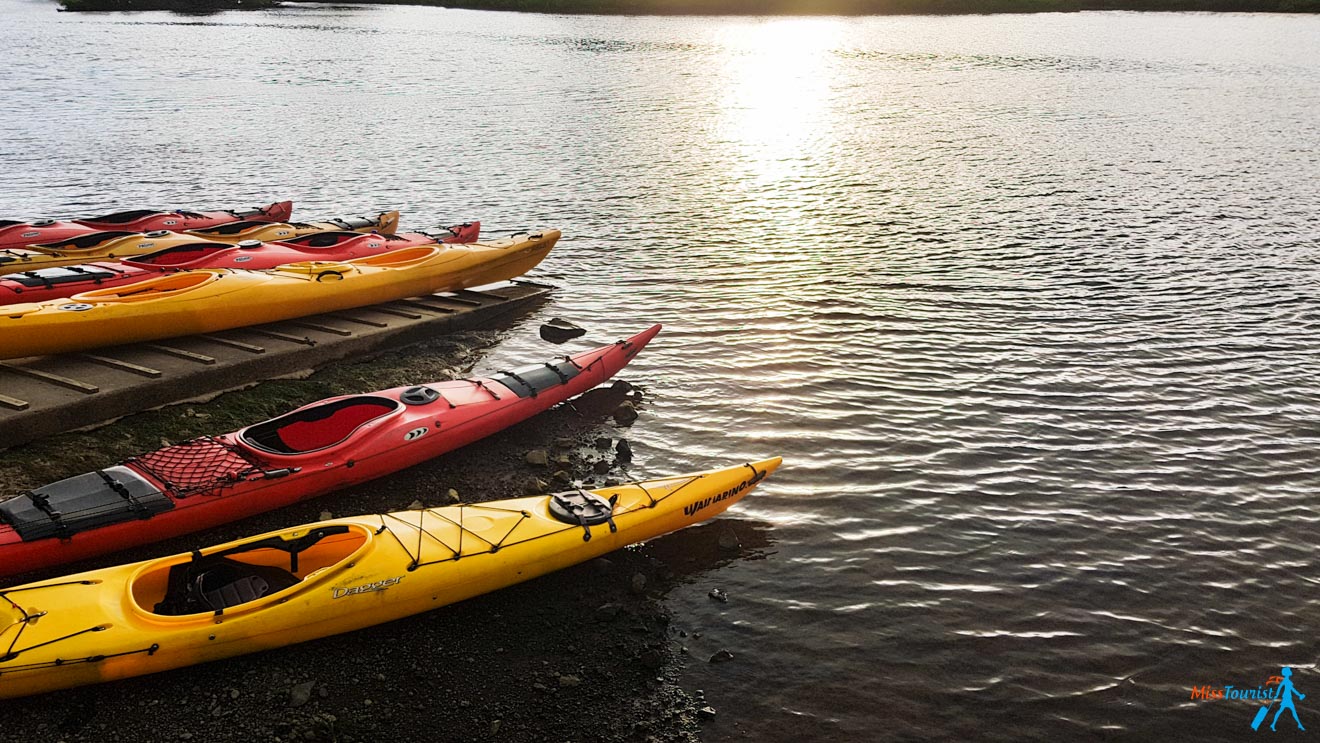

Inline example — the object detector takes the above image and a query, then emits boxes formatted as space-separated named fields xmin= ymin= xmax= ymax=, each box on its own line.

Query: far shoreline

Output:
xmin=56 ymin=0 xmax=1320 ymax=14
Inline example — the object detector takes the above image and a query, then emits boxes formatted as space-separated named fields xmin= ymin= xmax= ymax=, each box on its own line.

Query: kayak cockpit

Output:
xmin=277 ymin=231 xmax=364 ymax=249
xmin=76 ymin=209 xmax=162 ymax=225
xmin=238 ymin=396 xmax=402 ymax=456
xmin=31 ymin=231 xmax=139 ymax=252
xmin=349 ymin=247 xmax=442 ymax=268
xmin=124 ymin=242 xmax=239 ymax=267
xmin=188 ymin=220 xmax=273 ymax=236
xmin=70 ymin=272 xmax=220 ymax=302
xmin=134 ymin=524 xmax=370 ymax=617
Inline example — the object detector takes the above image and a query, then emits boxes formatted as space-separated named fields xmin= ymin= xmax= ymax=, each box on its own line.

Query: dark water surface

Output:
xmin=2 ymin=3 xmax=1320 ymax=739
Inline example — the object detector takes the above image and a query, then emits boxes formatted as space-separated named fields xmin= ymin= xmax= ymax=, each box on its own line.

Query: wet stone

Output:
xmin=709 ymin=650 xmax=734 ymax=664
xmin=612 ymin=402 xmax=639 ymax=426
xmin=525 ymin=449 xmax=549 ymax=466
xmin=708 ymin=588 xmax=728 ymax=603
xmin=615 ymin=439 xmax=633 ymax=462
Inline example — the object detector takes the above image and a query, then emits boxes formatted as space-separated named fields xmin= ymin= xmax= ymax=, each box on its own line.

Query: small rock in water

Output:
xmin=407 ymin=499 xmax=424 ymax=510
xmin=490 ymin=719 xmax=502 ymax=735
xmin=698 ymin=706 xmax=717 ymax=719
xmin=717 ymin=528 xmax=741 ymax=552
xmin=592 ymin=459 xmax=611 ymax=474
xmin=708 ymin=588 xmax=728 ymax=603
xmin=553 ymin=437 xmax=574 ymax=449
xmin=709 ymin=649 xmax=735 ymax=664
xmin=525 ymin=449 xmax=549 ymax=466
xmin=551 ymin=470 xmax=573 ymax=486
xmin=603 ymin=478 xmax=621 ymax=487
xmin=553 ymin=452 xmax=572 ymax=466
xmin=630 ymin=573 xmax=648 ymax=595
xmin=558 ymin=674 xmax=582 ymax=688
xmin=612 ymin=402 xmax=639 ymax=426
xmin=445 ymin=488 xmax=460 ymax=504
xmin=594 ymin=437 xmax=613 ymax=450
xmin=318 ymin=511 xmax=333 ymax=521
xmin=525 ymin=477 xmax=549 ymax=495
xmin=540 ymin=318 xmax=587 ymax=343
xmin=290 ymin=680 xmax=317 ymax=707
xmin=610 ymin=379 xmax=634 ymax=394
xmin=615 ymin=439 xmax=633 ymax=462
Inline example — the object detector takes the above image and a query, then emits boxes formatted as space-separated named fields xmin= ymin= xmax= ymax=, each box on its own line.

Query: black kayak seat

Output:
xmin=154 ymin=556 xmax=300 ymax=616
xmin=240 ymin=396 xmax=401 ymax=455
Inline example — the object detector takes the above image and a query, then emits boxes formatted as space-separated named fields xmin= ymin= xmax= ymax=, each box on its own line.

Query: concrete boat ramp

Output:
xmin=0 ymin=281 xmax=552 ymax=448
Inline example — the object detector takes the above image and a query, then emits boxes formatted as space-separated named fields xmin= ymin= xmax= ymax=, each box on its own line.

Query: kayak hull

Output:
xmin=0 ymin=230 xmax=555 ymax=359
xmin=0 ymin=457 xmax=779 ymax=699
xmin=0 ymin=201 xmax=293 ymax=252
xmin=0 ymin=325 xmax=657 ymax=577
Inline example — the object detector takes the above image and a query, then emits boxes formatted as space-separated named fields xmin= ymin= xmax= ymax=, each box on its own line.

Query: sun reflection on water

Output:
xmin=716 ymin=19 xmax=845 ymax=188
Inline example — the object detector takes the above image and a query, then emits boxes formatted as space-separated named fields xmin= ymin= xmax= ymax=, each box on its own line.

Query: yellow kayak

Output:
xmin=0 ymin=458 xmax=781 ymax=699
xmin=0 ymin=211 xmax=399 ymax=272
xmin=0 ymin=231 xmax=558 ymax=359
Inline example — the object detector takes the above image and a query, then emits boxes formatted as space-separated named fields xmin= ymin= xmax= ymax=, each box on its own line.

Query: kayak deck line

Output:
xmin=0 ymin=281 xmax=552 ymax=449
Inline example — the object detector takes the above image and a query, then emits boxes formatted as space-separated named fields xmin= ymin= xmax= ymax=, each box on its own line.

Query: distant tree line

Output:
xmin=60 ymin=0 xmax=1319 ymax=13
xmin=311 ymin=0 xmax=1320 ymax=12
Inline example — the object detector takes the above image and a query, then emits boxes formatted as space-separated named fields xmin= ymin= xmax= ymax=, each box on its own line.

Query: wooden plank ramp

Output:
xmin=0 ymin=281 xmax=552 ymax=449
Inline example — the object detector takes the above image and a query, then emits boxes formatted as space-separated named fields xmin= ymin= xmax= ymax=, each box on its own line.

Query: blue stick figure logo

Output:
xmin=1252 ymin=667 xmax=1305 ymax=731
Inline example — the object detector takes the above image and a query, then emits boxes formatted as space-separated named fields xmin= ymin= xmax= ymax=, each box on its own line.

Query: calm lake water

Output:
xmin=2 ymin=2 xmax=1320 ymax=739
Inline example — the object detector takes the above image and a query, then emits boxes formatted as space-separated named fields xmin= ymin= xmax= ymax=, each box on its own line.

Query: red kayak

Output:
xmin=0 ymin=201 xmax=293 ymax=252
xmin=0 ymin=325 xmax=660 ymax=579
xmin=124 ymin=221 xmax=483 ymax=270
xmin=0 ymin=222 xmax=482 ymax=305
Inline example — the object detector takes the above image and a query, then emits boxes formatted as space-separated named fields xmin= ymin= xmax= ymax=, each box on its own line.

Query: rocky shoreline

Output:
xmin=0 ymin=327 xmax=748 ymax=743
